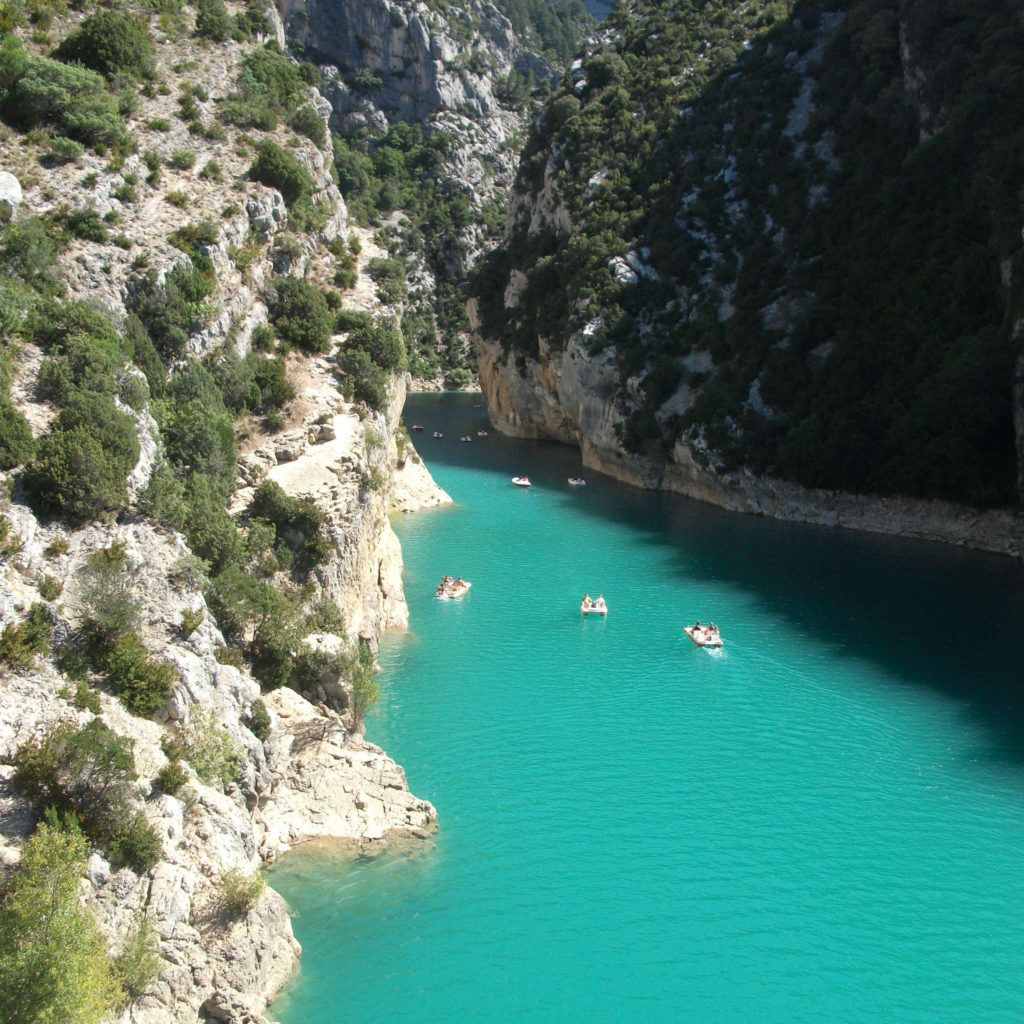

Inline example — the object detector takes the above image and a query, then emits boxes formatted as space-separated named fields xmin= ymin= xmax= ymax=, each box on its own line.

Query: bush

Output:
xmin=182 ymin=474 xmax=242 ymax=572
xmin=250 ymin=479 xmax=330 ymax=572
xmin=249 ymin=139 xmax=313 ymax=207
xmin=0 ymin=603 xmax=52 ymax=669
xmin=0 ymin=398 xmax=35 ymax=469
xmin=104 ymin=632 xmax=178 ymax=717
xmin=128 ymin=264 xmax=215 ymax=361
xmin=13 ymin=719 xmax=160 ymax=871
xmin=44 ymin=135 xmax=86 ymax=164
xmin=269 ymin=276 xmax=332 ymax=353
xmin=195 ymin=0 xmax=232 ymax=41
xmin=111 ymin=916 xmax=160 ymax=1001
xmin=291 ymin=104 xmax=325 ymax=147
xmin=55 ymin=10 xmax=154 ymax=80
xmin=1 ymin=50 xmax=126 ymax=146
xmin=243 ymin=697 xmax=271 ymax=741
xmin=77 ymin=544 xmax=140 ymax=648
xmin=24 ymin=421 xmax=136 ymax=526
xmin=0 ymin=818 xmax=121 ymax=1024
xmin=169 ymin=148 xmax=196 ymax=170
xmin=157 ymin=759 xmax=188 ymax=794
xmin=180 ymin=607 xmax=204 ymax=636
xmin=336 ymin=346 xmax=389 ymax=411
xmin=213 ymin=868 xmax=266 ymax=919
xmin=175 ymin=706 xmax=243 ymax=787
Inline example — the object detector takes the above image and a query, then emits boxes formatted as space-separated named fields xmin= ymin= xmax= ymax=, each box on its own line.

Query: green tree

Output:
xmin=195 ymin=0 xmax=232 ymax=42
xmin=0 ymin=819 xmax=121 ymax=1024
xmin=55 ymin=9 xmax=154 ymax=80
xmin=269 ymin=277 xmax=333 ymax=354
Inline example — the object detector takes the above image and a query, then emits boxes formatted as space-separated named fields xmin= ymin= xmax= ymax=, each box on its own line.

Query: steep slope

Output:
xmin=471 ymin=0 xmax=1024 ymax=552
xmin=278 ymin=0 xmax=593 ymax=384
xmin=0 ymin=4 xmax=444 ymax=1022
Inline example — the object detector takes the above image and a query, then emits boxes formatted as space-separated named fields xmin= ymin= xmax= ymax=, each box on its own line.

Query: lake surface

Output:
xmin=271 ymin=392 xmax=1024 ymax=1024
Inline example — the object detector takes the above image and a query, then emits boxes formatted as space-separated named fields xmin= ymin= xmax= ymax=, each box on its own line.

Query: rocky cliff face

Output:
xmin=280 ymin=0 xmax=557 ymax=249
xmin=472 ymin=0 xmax=1024 ymax=556
xmin=0 ymin=6 xmax=452 ymax=1023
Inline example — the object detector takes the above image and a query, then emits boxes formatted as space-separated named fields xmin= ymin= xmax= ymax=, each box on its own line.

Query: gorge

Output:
xmin=1 ymin=0 xmax=1023 ymax=1022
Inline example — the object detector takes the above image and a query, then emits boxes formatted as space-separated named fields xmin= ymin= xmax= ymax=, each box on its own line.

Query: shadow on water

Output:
xmin=404 ymin=392 xmax=1024 ymax=762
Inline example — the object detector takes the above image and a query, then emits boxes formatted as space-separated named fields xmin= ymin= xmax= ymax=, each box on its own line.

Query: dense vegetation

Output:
xmin=475 ymin=0 xmax=1024 ymax=508
xmin=0 ymin=813 xmax=158 ymax=1024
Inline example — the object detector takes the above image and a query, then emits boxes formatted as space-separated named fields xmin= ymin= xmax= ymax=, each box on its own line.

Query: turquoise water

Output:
xmin=271 ymin=393 xmax=1024 ymax=1024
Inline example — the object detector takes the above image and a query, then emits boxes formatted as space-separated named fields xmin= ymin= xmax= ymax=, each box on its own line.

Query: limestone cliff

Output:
xmin=0 ymin=5 xmax=451 ymax=1023
xmin=471 ymin=0 xmax=1024 ymax=556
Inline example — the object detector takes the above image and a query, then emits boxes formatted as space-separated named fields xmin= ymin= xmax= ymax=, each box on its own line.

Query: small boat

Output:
xmin=412 ymin=424 xmax=423 ymax=432
xmin=477 ymin=430 xmax=488 ymax=437
xmin=512 ymin=476 xmax=531 ymax=487
xmin=461 ymin=435 xmax=472 ymax=442
xmin=433 ymin=431 xmax=443 ymax=438
xmin=684 ymin=624 xmax=723 ymax=648
xmin=436 ymin=576 xmax=471 ymax=600
xmin=580 ymin=595 xmax=607 ymax=616
xmin=568 ymin=477 xmax=586 ymax=487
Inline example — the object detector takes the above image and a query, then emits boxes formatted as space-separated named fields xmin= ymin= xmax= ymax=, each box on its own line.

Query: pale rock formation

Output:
xmin=0 ymin=170 xmax=22 ymax=218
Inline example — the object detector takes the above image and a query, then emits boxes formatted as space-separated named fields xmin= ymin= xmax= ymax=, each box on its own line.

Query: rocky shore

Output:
xmin=475 ymin=332 xmax=1024 ymax=558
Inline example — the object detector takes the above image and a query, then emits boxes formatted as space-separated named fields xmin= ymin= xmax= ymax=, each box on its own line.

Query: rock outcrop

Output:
xmin=476 ymin=331 xmax=1024 ymax=557
xmin=0 ymin=7 xmax=451 ymax=1023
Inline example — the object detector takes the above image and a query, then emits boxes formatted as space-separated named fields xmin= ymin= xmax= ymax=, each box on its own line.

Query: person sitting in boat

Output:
xmin=594 ymin=594 xmax=606 ymax=610
xmin=455 ymin=577 xmax=465 ymax=587
xmin=581 ymin=592 xmax=592 ymax=607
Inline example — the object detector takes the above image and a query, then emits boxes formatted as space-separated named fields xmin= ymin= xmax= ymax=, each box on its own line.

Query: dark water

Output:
xmin=272 ymin=392 xmax=1024 ymax=1024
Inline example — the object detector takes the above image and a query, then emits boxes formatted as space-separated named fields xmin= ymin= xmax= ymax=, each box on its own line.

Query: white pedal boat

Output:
xmin=684 ymin=625 xmax=723 ymax=648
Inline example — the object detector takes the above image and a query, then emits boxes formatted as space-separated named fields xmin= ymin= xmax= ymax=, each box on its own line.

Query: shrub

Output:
xmin=169 ymin=148 xmax=196 ymax=170
xmin=180 ymin=607 xmax=204 ymax=636
xmin=78 ymin=544 xmax=140 ymax=648
xmin=176 ymin=706 xmax=243 ymax=787
xmin=198 ymin=158 xmax=222 ymax=180
xmin=24 ymin=394 xmax=139 ymax=525
xmin=44 ymin=135 xmax=85 ymax=165
xmin=249 ymin=139 xmax=313 ymax=207
xmin=157 ymin=759 xmax=188 ymax=794
xmin=336 ymin=346 xmax=389 ymax=411
xmin=1 ymin=51 xmax=126 ymax=146
xmin=243 ymin=697 xmax=271 ymax=741
xmin=213 ymin=868 xmax=265 ymax=919
xmin=0 ymin=818 xmax=121 ymax=1024
xmin=13 ymin=719 xmax=160 ymax=870
xmin=0 ymin=603 xmax=52 ymax=669
xmin=195 ymin=0 xmax=232 ymax=42
xmin=111 ymin=916 xmax=160 ymax=1001
xmin=55 ymin=10 xmax=154 ymax=80
xmin=291 ymin=104 xmax=325 ymax=147
xmin=104 ymin=632 xmax=177 ymax=717
xmin=0 ymin=399 xmax=35 ymax=469
xmin=269 ymin=276 xmax=332 ymax=354
xmin=63 ymin=208 xmax=108 ymax=242
xmin=128 ymin=264 xmax=215 ymax=360
xmin=38 ymin=574 xmax=62 ymax=600
xmin=182 ymin=475 xmax=242 ymax=572
xmin=250 ymin=479 xmax=330 ymax=572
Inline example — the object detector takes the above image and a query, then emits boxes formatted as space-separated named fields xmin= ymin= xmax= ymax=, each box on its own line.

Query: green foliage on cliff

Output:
xmin=0 ymin=816 xmax=122 ymax=1024
xmin=0 ymin=37 xmax=127 ymax=147
xmin=476 ymin=0 xmax=1024 ymax=508
xmin=55 ymin=9 xmax=154 ymax=81
xmin=14 ymin=720 xmax=161 ymax=871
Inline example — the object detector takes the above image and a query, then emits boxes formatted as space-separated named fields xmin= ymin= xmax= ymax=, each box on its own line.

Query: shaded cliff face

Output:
xmin=281 ymin=0 xmax=557 ymax=194
xmin=472 ymin=0 xmax=1024 ymax=535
